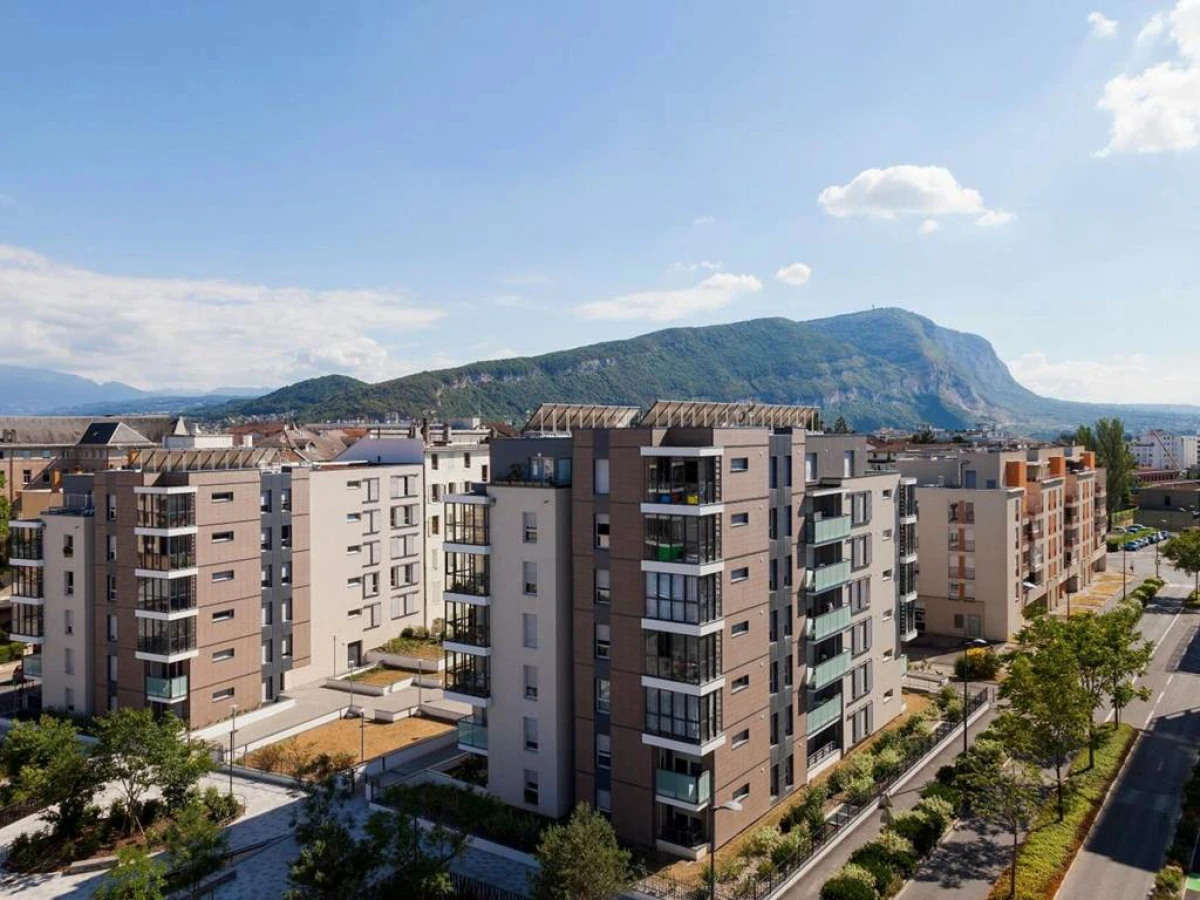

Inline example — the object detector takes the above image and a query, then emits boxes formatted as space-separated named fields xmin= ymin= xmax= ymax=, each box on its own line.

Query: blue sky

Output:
xmin=2 ymin=1 xmax=1198 ymax=402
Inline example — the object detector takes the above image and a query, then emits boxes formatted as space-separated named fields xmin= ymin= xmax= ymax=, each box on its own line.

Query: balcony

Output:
xmin=136 ymin=619 xmax=198 ymax=662
xmin=899 ymin=599 xmax=918 ymax=642
xmin=809 ymin=651 xmax=851 ymax=690
xmin=806 ymin=604 xmax=852 ymax=641
xmin=806 ymin=694 xmax=843 ymax=736
xmin=445 ymin=657 xmax=491 ymax=707
xmin=656 ymin=769 xmax=711 ymax=807
xmin=7 ymin=527 xmax=44 ymax=565
xmin=22 ymin=654 xmax=42 ymax=679
xmin=443 ymin=569 xmax=490 ymax=602
xmin=643 ymin=513 xmax=721 ymax=567
xmin=644 ymin=632 xmax=721 ymax=688
xmin=808 ymin=514 xmax=851 ymax=545
xmin=11 ymin=568 xmax=44 ymax=603
xmin=11 ymin=607 xmax=45 ymax=643
xmin=135 ymin=492 xmax=196 ymax=532
xmin=807 ymin=559 xmax=852 ymax=594
xmin=136 ymin=576 xmax=197 ymax=618
xmin=137 ymin=534 xmax=197 ymax=576
xmin=146 ymin=675 xmax=189 ymax=704
xmin=457 ymin=720 xmax=489 ymax=753
xmin=444 ymin=609 xmax=491 ymax=655
xmin=644 ymin=456 xmax=720 ymax=509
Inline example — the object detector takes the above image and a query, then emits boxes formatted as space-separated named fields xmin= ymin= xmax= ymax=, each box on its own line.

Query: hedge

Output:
xmin=986 ymin=723 xmax=1136 ymax=900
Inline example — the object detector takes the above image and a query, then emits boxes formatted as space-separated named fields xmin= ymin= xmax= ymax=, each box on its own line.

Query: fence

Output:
xmin=452 ymin=870 xmax=530 ymax=900
xmin=639 ymin=687 xmax=992 ymax=900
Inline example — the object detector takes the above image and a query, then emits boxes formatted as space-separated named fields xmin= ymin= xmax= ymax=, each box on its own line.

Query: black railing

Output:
xmin=640 ymin=688 xmax=991 ymax=900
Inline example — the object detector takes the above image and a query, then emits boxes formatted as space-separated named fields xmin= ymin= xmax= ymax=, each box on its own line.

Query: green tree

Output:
xmin=0 ymin=472 xmax=10 ymax=568
xmin=1092 ymin=418 xmax=1136 ymax=515
xmin=976 ymin=758 xmax=1042 ymax=900
xmin=366 ymin=802 xmax=466 ymax=900
xmin=530 ymin=803 xmax=634 ymax=900
xmin=1099 ymin=605 xmax=1153 ymax=727
xmin=1070 ymin=425 xmax=1096 ymax=451
xmin=997 ymin=642 xmax=1091 ymax=821
xmin=1162 ymin=529 xmax=1200 ymax=600
xmin=95 ymin=846 xmax=168 ymax=900
xmin=94 ymin=708 xmax=208 ymax=833
xmin=285 ymin=778 xmax=377 ymax=900
xmin=163 ymin=799 xmax=229 ymax=896
xmin=831 ymin=416 xmax=852 ymax=434
xmin=2 ymin=714 xmax=101 ymax=837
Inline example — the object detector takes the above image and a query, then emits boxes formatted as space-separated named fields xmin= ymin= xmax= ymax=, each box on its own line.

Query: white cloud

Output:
xmin=668 ymin=260 xmax=722 ymax=273
xmin=817 ymin=165 xmax=1013 ymax=228
xmin=576 ymin=272 xmax=763 ymax=322
xmin=691 ymin=215 xmax=717 ymax=226
xmin=0 ymin=244 xmax=443 ymax=390
xmin=1088 ymin=11 xmax=1119 ymax=38
xmin=1096 ymin=0 xmax=1200 ymax=155
xmin=1008 ymin=350 xmax=1199 ymax=403
xmin=1138 ymin=12 xmax=1167 ymax=43
xmin=775 ymin=263 xmax=813 ymax=286
xmin=975 ymin=209 xmax=1016 ymax=227
xmin=919 ymin=219 xmax=941 ymax=234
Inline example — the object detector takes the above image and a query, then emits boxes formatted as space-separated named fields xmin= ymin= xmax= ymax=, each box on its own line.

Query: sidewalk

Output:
xmin=782 ymin=704 xmax=999 ymax=900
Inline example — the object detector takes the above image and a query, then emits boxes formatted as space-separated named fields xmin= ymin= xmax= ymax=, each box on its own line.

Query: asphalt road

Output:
xmin=1057 ymin=553 xmax=1200 ymax=900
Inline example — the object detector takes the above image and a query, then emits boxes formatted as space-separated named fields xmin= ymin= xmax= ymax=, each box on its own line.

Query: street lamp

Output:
xmin=961 ymin=638 xmax=988 ymax=755
xmin=708 ymin=798 xmax=744 ymax=900
xmin=228 ymin=703 xmax=238 ymax=796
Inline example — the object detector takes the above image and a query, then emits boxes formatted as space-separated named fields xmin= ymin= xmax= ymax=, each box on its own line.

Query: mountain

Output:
xmin=212 ymin=308 xmax=1200 ymax=434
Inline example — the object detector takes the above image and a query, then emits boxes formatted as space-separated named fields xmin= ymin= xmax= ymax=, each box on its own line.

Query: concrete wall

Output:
xmin=40 ymin=512 xmax=94 ymax=714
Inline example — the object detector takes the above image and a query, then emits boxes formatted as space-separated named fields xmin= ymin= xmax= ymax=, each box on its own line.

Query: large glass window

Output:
xmin=137 ymin=576 xmax=196 ymax=613
xmin=643 ymin=514 xmax=720 ymax=564
xmin=9 ymin=528 xmax=43 ymax=560
xmin=644 ymin=572 xmax=721 ymax=624
xmin=644 ymin=632 xmax=721 ymax=684
xmin=645 ymin=457 xmax=719 ymax=505
xmin=446 ymin=503 xmax=489 ymax=545
xmin=445 ymin=602 xmax=490 ymax=648
xmin=137 ymin=534 xmax=196 ymax=571
xmin=446 ymin=652 xmax=490 ymax=698
xmin=136 ymin=492 xmax=195 ymax=529
xmin=645 ymin=688 xmax=722 ymax=744
xmin=445 ymin=552 xmax=489 ymax=595
xmin=13 ymin=566 xmax=43 ymax=599
xmin=136 ymin=618 xmax=196 ymax=656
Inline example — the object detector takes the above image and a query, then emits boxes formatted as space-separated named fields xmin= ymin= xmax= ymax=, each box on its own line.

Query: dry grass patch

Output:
xmin=345 ymin=666 xmax=412 ymax=687
xmin=243 ymin=714 xmax=452 ymax=774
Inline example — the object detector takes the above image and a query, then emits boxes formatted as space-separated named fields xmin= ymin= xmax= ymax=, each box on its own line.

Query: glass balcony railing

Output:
xmin=808 ymin=559 xmax=852 ymax=594
xmin=457 ymin=720 xmax=488 ymax=751
xmin=655 ymin=769 xmax=711 ymax=805
xmin=136 ymin=495 xmax=195 ymax=529
xmin=146 ymin=675 xmax=189 ymax=702
xmin=806 ymin=605 xmax=852 ymax=641
xmin=806 ymin=694 xmax=843 ymax=735
xmin=137 ymin=549 xmax=196 ymax=572
xmin=22 ymin=655 xmax=42 ymax=679
xmin=137 ymin=619 xmax=197 ymax=657
xmin=810 ymin=651 xmax=851 ymax=690
xmin=807 ymin=515 xmax=851 ymax=545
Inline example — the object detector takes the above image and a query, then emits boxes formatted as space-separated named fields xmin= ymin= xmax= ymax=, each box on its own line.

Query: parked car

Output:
xmin=1124 ymin=541 xmax=1140 ymax=551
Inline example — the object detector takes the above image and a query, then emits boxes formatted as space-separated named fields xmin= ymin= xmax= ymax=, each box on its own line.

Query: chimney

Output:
xmin=442 ymin=423 xmax=451 ymax=444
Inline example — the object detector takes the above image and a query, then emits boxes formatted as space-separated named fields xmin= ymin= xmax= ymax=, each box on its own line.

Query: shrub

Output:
xmin=770 ymin=829 xmax=811 ymax=869
xmin=1152 ymin=865 xmax=1185 ymax=900
xmin=820 ymin=863 xmax=881 ymax=900
xmin=954 ymin=647 xmax=1002 ymax=681
xmin=716 ymin=856 xmax=747 ymax=884
xmin=890 ymin=810 xmax=940 ymax=857
xmin=755 ymin=857 xmax=777 ymax=879
xmin=401 ymin=627 xmax=415 ymax=638
xmin=412 ymin=625 xmax=430 ymax=640
xmin=936 ymin=685 xmax=963 ymax=721
xmin=920 ymin=781 xmax=961 ymax=808
xmin=935 ymin=764 xmax=957 ymax=786
xmin=844 ymin=772 xmax=877 ymax=806
xmin=743 ymin=825 xmax=782 ymax=859
xmin=851 ymin=830 xmax=917 ymax=880
xmin=384 ymin=782 xmax=549 ymax=852
xmin=200 ymin=786 xmax=241 ymax=823
xmin=872 ymin=747 xmax=904 ymax=782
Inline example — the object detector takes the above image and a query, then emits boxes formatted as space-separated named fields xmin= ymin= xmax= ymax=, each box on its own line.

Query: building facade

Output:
xmin=1130 ymin=431 xmax=1200 ymax=472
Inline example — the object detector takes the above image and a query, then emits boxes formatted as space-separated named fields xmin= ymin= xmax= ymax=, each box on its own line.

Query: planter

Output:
xmin=366 ymin=650 xmax=445 ymax=672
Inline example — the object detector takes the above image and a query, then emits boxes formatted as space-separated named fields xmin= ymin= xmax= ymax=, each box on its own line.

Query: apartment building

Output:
xmin=892 ymin=446 xmax=1107 ymax=642
xmin=304 ymin=441 xmax=425 ymax=678
xmin=445 ymin=402 xmax=913 ymax=857
xmin=1130 ymin=430 xmax=1199 ymax=472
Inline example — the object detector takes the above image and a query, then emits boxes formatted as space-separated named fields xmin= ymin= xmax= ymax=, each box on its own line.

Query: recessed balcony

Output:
xmin=655 ymin=768 xmax=712 ymax=811
xmin=807 ymin=559 xmax=852 ymax=594
xmin=807 ymin=514 xmax=851 ymax=546
xmin=806 ymin=604 xmax=852 ymax=641
xmin=809 ymin=650 xmax=851 ymax=690
xmin=457 ymin=720 xmax=489 ymax=755
xmin=806 ymin=694 xmax=843 ymax=736
xmin=146 ymin=675 xmax=189 ymax=704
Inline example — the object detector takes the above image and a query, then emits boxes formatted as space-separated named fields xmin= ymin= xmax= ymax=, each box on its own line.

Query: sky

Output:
xmin=1 ymin=1 xmax=1199 ymax=402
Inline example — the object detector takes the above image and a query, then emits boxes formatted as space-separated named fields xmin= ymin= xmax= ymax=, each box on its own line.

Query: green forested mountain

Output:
xmin=211 ymin=308 xmax=1200 ymax=433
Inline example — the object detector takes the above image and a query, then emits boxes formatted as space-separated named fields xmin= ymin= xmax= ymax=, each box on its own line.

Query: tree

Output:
xmin=831 ymin=416 xmax=852 ymax=434
xmin=285 ymin=777 xmax=377 ymax=900
xmin=530 ymin=803 xmax=634 ymax=900
xmin=1070 ymin=425 xmax=1096 ymax=452
xmin=1162 ymin=529 xmax=1200 ymax=600
xmin=163 ymin=799 xmax=229 ymax=896
xmin=366 ymin=802 xmax=466 ymax=900
xmin=2 ymin=714 xmax=101 ymax=837
xmin=997 ymin=642 xmax=1091 ymax=821
xmin=1092 ymin=418 xmax=1135 ymax=516
xmin=975 ymin=758 xmax=1042 ymax=900
xmin=95 ymin=708 xmax=207 ymax=833
xmin=1099 ymin=605 xmax=1153 ymax=727
xmin=95 ymin=846 xmax=168 ymax=900
xmin=0 ymin=472 xmax=10 ymax=568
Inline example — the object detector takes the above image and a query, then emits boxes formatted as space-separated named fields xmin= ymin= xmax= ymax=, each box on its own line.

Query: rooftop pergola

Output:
xmin=522 ymin=403 xmax=640 ymax=434
xmin=131 ymin=447 xmax=280 ymax=471
xmin=639 ymin=400 xmax=819 ymax=430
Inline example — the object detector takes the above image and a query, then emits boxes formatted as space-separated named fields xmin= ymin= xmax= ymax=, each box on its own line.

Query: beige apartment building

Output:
xmin=892 ymin=446 xmax=1106 ymax=642
xmin=445 ymin=403 xmax=914 ymax=857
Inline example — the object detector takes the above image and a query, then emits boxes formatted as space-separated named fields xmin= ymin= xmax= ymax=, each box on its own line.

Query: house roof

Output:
xmin=0 ymin=416 xmax=175 ymax=447
xmin=78 ymin=421 xmax=156 ymax=446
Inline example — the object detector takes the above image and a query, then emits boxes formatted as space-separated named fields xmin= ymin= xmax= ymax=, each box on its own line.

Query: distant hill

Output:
xmin=210 ymin=309 xmax=1200 ymax=434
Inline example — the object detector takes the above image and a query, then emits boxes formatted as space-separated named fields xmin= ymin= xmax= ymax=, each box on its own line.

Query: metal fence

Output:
xmin=451 ymin=870 xmax=530 ymax=900
xmin=639 ymin=687 xmax=991 ymax=900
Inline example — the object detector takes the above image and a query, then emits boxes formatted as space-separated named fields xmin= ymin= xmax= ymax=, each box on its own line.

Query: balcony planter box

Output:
xmin=366 ymin=650 xmax=445 ymax=672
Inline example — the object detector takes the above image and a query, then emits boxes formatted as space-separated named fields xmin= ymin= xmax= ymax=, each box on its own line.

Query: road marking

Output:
xmin=1154 ymin=603 xmax=1184 ymax=655
xmin=1145 ymin=690 xmax=1167 ymax=728
xmin=1168 ymin=674 xmax=1176 ymax=688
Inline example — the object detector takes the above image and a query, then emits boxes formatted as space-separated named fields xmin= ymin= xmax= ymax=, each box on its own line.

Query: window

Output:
xmin=261 ymin=565 xmax=273 ymax=588
xmin=281 ymin=488 xmax=291 ymax=511
xmin=260 ymin=490 xmax=272 ymax=513
xmin=213 ymin=609 xmax=235 ymax=623
xmin=63 ymin=534 xmax=74 ymax=558
xmin=262 ymin=640 xmax=273 ymax=664
xmin=843 ymin=450 xmax=854 ymax=477
xmin=346 ymin=512 xmax=361 ymax=523
xmin=884 ymin=688 xmax=895 ymax=702
xmin=64 ymin=571 xmax=74 ymax=596
xmin=464 ymin=451 xmax=472 ymax=468
xmin=731 ymin=512 xmax=749 ymax=527
xmin=731 ymin=620 xmax=749 ymax=637
xmin=107 ymin=535 xmax=117 ymax=562
xmin=730 ymin=457 xmax=749 ymax=472
xmin=282 ymin=597 xmax=292 ymax=621
xmin=282 ymin=635 xmax=293 ymax=658
xmin=524 ymin=769 xmax=539 ymax=806
xmin=213 ymin=491 xmax=233 ymax=503
xmin=595 ymin=569 xmax=611 ymax=605
xmin=107 ymin=494 xmax=117 ymax=522
xmin=770 ymin=713 xmax=779 ymax=746
xmin=523 ymin=613 xmax=538 ymax=649
xmin=850 ymin=661 xmax=872 ymax=700
xmin=261 ymin=528 xmax=272 ymax=550
xmin=363 ymin=572 xmax=380 ymax=597
xmin=347 ymin=480 xmax=361 ymax=490
xmin=364 ymin=509 xmax=380 ymax=533
xmin=523 ymin=511 xmax=538 ymax=543
xmin=64 ymin=609 xmax=73 ymax=635
xmin=731 ymin=567 xmax=749 ymax=583
xmin=731 ymin=674 xmax=750 ymax=693
xmin=107 ymin=574 xmax=117 ymax=602
xmin=595 ymin=624 xmax=611 ymax=660
xmin=212 ymin=688 xmax=235 ymax=702
xmin=594 ymin=458 xmax=610 ymax=495
xmin=262 ymin=603 xmax=274 ymax=625
xmin=65 ymin=647 xmax=74 ymax=676
xmin=523 ymin=561 xmax=538 ymax=595
xmin=430 ymin=484 xmax=441 ymax=502
xmin=732 ymin=729 xmax=750 ymax=748
xmin=733 ymin=784 xmax=751 ymax=802
xmin=367 ymin=602 xmax=382 ymax=628
xmin=213 ymin=648 xmax=235 ymax=662
xmin=431 ymin=453 xmax=439 ymax=470
xmin=524 ymin=665 xmax=539 ymax=700
xmin=213 ymin=531 xmax=234 ymax=543
xmin=596 ymin=734 xmax=612 ymax=769
xmin=281 ymin=562 xmax=291 ymax=585
xmin=108 ymin=655 xmax=118 ymax=682
xmin=524 ymin=717 xmax=539 ymax=752
xmin=65 ymin=687 xmax=75 ymax=711
xmin=366 ymin=478 xmax=379 ymax=502
xmin=107 ymin=614 xmax=118 ymax=642
xmin=595 ymin=678 xmax=611 ymax=713
xmin=595 ymin=514 xmax=610 ymax=549
xmin=805 ymin=452 xmax=817 ymax=482
xmin=347 ymin=575 xmax=363 ymax=588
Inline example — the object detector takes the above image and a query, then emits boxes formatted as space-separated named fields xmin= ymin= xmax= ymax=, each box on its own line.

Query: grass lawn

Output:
xmin=376 ymin=636 xmax=443 ymax=660
xmin=243 ymin=715 xmax=452 ymax=772
xmin=345 ymin=666 xmax=413 ymax=687
xmin=987 ymin=722 xmax=1136 ymax=900
xmin=653 ymin=690 xmax=933 ymax=886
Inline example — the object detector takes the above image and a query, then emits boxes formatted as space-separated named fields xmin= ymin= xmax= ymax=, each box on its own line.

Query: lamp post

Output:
xmin=1122 ymin=540 xmax=1128 ymax=600
xmin=1066 ymin=587 xmax=1073 ymax=619
xmin=961 ymin=638 xmax=988 ymax=755
xmin=708 ymin=798 xmax=744 ymax=900
xmin=228 ymin=703 xmax=238 ymax=796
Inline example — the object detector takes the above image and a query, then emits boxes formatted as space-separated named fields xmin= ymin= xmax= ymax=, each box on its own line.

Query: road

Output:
xmin=1057 ymin=553 xmax=1200 ymax=900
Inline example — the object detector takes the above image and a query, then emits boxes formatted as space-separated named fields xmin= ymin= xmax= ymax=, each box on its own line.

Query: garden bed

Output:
xmin=241 ymin=715 xmax=453 ymax=777
xmin=985 ymin=722 xmax=1136 ymax=900
xmin=381 ymin=781 xmax=552 ymax=854
xmin=375 ymin=632 xmax=443 ymax=661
